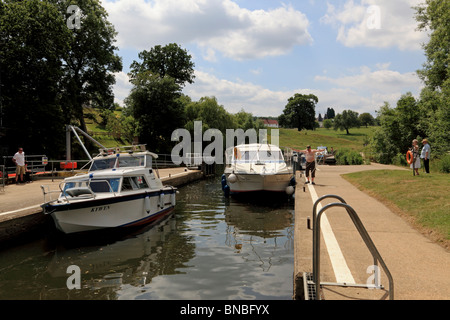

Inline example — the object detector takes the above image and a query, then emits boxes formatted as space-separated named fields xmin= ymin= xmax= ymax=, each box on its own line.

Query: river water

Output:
xmin=0 ymin=178 xmax=294 ymax=300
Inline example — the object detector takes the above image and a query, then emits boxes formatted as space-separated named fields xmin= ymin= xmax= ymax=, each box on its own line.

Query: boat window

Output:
xmin=259 ymin=150 xmax=283 ymax=161
xmin=118 ymin=156 xmax=145 ymax=168
xmin=90 ymin=178 xmax=120 ymax=193
xmin=90 ymin=158 xmax=117 ymax=171
xmin=62 ymin=181 xmax=89 ymax=196
xmin=145 ymin=155 xmax=152 ymax=168
xmin=121 ymin=176 xmax=148 ymax=191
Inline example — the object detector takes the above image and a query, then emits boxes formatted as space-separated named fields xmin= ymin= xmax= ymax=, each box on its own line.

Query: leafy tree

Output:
xmin=129 ymin=43 xmax=195 ymax=87
xmin=358 ymin=113 xmax=375 ymax=127
xmin=323 ymin=119 xmax=333 ymax=129
xmin=0 ymin=0 xmax=71 ymax=158
xmin=184 ymin=97 xmax=236 ymax=134
xmin=234 ymin=109 xmax=264 ymax=131
xmin=333 ymin=110 xmax=360 ymax=135
xmin=415 ymin=0 xmax=450 ymax=90
xmin=125 ymin=73 xmax=185 ymax=153
xmin=126 ymin=44 xmax=195 ymax=153
xmin=279 ymin=94 xmax=318 ymax=131
xmin=53 ymin=0 xmax=122 ymax=134
xmin=414 ymin=0 xmax=450 ymax=158
xmin=370 ymin=94 xmax=423 ymax=164
xmin=326 ymin=107 xmax=336 ymax=119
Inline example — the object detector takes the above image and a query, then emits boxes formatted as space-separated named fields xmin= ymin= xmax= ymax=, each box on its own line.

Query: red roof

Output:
xmin=263 ymin=119 xmax=279 ymax=125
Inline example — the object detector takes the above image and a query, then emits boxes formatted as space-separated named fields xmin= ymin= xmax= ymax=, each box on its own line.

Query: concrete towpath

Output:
xmin=294 ymin=163 xmax=450 ymax=300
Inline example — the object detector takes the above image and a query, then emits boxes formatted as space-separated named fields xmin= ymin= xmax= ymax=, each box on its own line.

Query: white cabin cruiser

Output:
xmin=41 ymin=145 xmax=176 ymax=234
xmin=222 ymin=143 xmax=295 ymax=196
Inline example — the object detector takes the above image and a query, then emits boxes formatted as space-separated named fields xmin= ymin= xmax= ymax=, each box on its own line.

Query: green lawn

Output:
xmin=278 ymin=127 xmax=375 ymax=152
xmin=342 ymin=169 xmax=450 ymax=249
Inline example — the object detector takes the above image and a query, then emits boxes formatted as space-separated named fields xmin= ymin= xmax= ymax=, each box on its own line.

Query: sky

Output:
xmin=101 ymin=0 xmax=429 ymax=118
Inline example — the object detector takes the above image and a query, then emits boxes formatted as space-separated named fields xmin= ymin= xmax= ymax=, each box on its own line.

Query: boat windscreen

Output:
xmin=90 ymin=158 xmax=117 ymax=171
xmin=118 ymin=155 xmax=145 ymax=168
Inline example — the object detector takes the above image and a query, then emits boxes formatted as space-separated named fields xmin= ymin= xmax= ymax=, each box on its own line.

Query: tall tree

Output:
xmin=326 ymin=107 xmax=336 ymax=119
xmin=54 ymin=0 xmax=122 ymax=133
xmin=0 ymin=0 xmax=71 ymax=158
xmin=279 ymin=94 xmax=318 ymax=131
xmin=414 ymin=0 xmax=450 ymax=157
xmin=129 ymin=43 xmax=195 ymax=87
xmin=125 ymin=73 xmax=185 ymax=153
xmin=126 ymin=44 xmax=195 ymax=153
xmin=415 ymin=0 xmax=450 ymax=90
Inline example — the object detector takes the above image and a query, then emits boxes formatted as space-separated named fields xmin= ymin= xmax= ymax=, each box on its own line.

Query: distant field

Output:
xmin=278 ymin=127 xmax=375 ymax=152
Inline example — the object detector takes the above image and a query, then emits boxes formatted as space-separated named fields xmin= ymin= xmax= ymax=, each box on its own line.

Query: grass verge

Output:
xmin=342 ymin=169 xmax=450 ymax=250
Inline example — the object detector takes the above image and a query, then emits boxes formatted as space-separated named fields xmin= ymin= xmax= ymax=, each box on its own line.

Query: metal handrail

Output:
xmin=312 ymin=194 xmax=347 ymax=286
xmin=312 ymin=195 xmax=394 ymax=300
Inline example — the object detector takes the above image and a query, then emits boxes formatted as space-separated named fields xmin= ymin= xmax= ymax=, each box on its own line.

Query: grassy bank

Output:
xmin=342 ymin=169 xmax=450 ymax=249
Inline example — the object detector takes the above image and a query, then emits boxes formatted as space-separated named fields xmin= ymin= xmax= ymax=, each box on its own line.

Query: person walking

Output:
xmin=421 ymin=139 xmax=431 ymax=173
xmin=12 ymin=147 xmax=26 ymax=183
xmin=299 ymin=145 xmax=320 ymax=185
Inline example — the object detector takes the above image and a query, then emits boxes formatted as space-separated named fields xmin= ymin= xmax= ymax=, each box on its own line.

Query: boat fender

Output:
xmin=144 ymin=194 xmax=151 ymax=213
xmin=406 ymin=150 xmax=413 ymax=165
xmin=221 ymin=174 xmax=227 ymax=191
xmin=289 ymin=176 xmax=296 ymax=186
xmin=223 ymin=184 xmax=230 ymax=198
xmin=285 ymin=185 xmax=295 ymax=195
xmin=228 ymin=173 xmax=237 ymax=183
xmin=171 ymin=192 xmax=176 ymax=206
xmin=159 ymin=192 xmax=165 ymax=208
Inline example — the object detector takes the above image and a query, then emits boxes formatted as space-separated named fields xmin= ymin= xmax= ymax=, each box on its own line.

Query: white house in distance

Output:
xmin=262 ymin=119 xmax=279 ymax=128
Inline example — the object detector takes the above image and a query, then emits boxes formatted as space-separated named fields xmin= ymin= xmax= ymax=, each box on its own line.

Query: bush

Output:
xmin=393 ymin=152 xmax=407 ymax=166
xmin=335 ymin=148 xmax=363 ymax=165
xmin=438 ymin=154 xmax=450 ymax=173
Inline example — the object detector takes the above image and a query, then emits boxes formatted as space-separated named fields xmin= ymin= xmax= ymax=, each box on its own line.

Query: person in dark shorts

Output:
xmin=299 ymin=145 xmax=320 ymax=185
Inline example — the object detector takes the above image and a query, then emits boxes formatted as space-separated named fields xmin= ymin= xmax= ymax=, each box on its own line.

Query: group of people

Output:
xmin=299 ymin=138 xmax=431 ymax=184
xmin=409 ymin=138 xmax=431 ymax=176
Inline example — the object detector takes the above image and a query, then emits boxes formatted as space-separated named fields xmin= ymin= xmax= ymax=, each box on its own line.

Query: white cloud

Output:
xmin=314 ymin=65 xmax=424 ymax=113
xmin=102 ymin=0 xmax=312 ymax=60
xmin=321 ymin=0 xmax=428 ymax=50
xmin=315 ymin=66 xmax=421 ymax=92
xmin=183 ymin=70 xmax=292 ymax=116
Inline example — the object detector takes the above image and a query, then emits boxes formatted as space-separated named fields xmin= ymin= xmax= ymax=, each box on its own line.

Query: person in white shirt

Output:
xmin=421 ymin=139 xmax=431 ymax=174
xmin=12 ymin=147 xmax=25 ymax=183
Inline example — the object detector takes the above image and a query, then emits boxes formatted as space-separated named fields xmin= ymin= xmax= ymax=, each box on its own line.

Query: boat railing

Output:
xmin=41 ymin=178 xmax=119 ymax=205
xmin=98 ymin=144 xmax=148 ymax=155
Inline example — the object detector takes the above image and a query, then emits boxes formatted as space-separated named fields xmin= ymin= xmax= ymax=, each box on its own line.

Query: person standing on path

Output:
xmin=410 ymin=139 xmax=421 ymax=176
xmin=12 ymin=147 xmax=25 ymax=183
xmin=299 ymin=145 xmax=320 ymax=185
xmin=421 ymin=139 xmax=431 ymax=173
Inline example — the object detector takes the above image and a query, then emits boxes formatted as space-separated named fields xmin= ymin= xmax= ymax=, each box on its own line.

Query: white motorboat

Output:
xmin=222 ymin=143 xmax=295 ymax=196
xmin=41 ymin=145 xmax=176 ymax=234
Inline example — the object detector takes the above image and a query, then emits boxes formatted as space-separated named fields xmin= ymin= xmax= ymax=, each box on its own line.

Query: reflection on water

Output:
xmin=0 ymin=178 xmax=294 ymax=300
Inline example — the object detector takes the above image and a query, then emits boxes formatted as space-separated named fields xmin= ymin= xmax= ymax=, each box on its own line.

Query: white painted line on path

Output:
xmin=0 ymin=205 xmax=41 ymax=217
xmin=308 ymin=183 xmax=356 ymax=284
